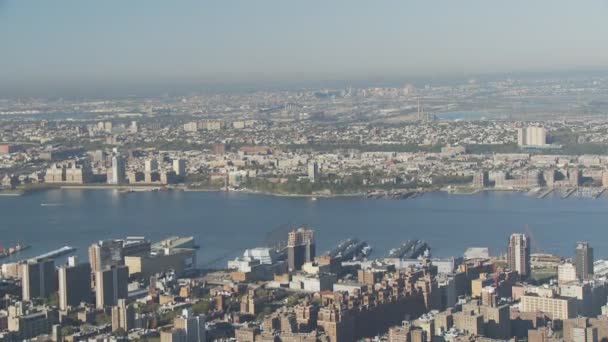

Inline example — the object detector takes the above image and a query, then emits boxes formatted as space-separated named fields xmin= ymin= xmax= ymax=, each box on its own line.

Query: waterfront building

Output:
xmin=21 ymin=259 xmax=57 ymax=301
xmin=173 ymin=158 xmax=186 ymax=177
xmin=507 ymin=233 xmax=530 ymax=279
xmin=153 ymin=236 xmax=197 ymax=250
xmin=124 ymin=247 xmax=196 ymax=278
xmin=144 ymin=158 xmax=158 ymax=173
xmin=307 ymin=162 xmax=319 ymax=182
xmin=1 ymin=174 xmax=18 ymax=189
xmin=123 ymin=237 xmax=152 ymax=257
xmin=287 ymin=228 xmax=315 ymax=271
xmin=44 ymin=160 xmax=92 ymax=184
xmin=89 ymin=240 xmax=124 ymax=273
xmin=472 ymin=171 xmax=489 ymax=188
xmin=95 ymin=265 xmax=129 ymax=308
xmin=58 ymin=257 xmax=92 ymax=310
xmin=575 ymin=241 xmax=594 ymax=281
xmin=107 ymin=154 xmax=126 ymax=185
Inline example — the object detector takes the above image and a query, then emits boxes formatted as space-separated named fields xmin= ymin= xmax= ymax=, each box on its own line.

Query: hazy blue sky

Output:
xmin=1 ymin=0 xmax=608 ymax=93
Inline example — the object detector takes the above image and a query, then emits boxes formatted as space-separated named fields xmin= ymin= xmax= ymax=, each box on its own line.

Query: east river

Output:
xmin=1 ymin=189 xmax=607 ymax=267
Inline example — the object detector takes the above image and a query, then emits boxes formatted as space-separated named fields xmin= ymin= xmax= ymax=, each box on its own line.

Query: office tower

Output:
xmin=307 ymin=162 xmax=319 ymax=182
xmin=89 ymin=240 xmax=124 ymax=273
xmin=58 ymin=257 xmax=92 ymax=310
xmin=173 ymin=159 xmax=186 ymax=176
xmin=107 ymin=154 xmax=126 ymax=184
xmin=111 ymin=298 xmax=134 ymax=332
xmin=507 ymin=233 xmax=530 ymax=279
xmin=95 ymin=265 xmax=129 ymax=308
xmin=575 ymin=242 xmax=594 ymax=281
xmin=144 ymin=159 xmax=158 ymax=173
xmin=287 ymin=228 xmax=315 ymax=271
xmin=21 ymin=259 xmax=57 ymax=301
xmin=174 ymin=309 xmax=206 ymax=342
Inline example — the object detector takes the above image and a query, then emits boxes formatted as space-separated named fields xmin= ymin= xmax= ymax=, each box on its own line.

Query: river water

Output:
xmin=1 ymin=189 xmax=606 ymax=267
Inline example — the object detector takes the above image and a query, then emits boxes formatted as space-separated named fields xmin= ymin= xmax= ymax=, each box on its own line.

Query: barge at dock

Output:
xmin=387 ymin=240 xmax=429 ymax=259
xmin=326 ymin=238 xmax=372 ymax=261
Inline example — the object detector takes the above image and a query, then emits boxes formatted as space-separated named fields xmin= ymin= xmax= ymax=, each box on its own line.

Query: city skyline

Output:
xmin=4 ymin=1 xmax=608 ymax=341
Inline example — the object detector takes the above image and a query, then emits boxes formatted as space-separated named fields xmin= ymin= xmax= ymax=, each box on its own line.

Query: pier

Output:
xmin=561 ymin=188 xmax=577 ymax=199
xmin=31 ymin=246 xmax=76 ymax=262
xmin=537 ymin=188 xmax=554 ymax=199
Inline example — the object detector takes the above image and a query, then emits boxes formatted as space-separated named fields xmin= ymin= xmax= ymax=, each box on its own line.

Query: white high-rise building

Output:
xmin=518 ymin=126 xmax=547 ymax=147
xmin=173 ymin=159 xmax=186 ymax=176
xmin=108 ymin=154 xmax=126 ymax=185
xmin=507 ymin=233 xmax=530 ymax=279
xmin=144 ymin=159 xmax=158 ymax=173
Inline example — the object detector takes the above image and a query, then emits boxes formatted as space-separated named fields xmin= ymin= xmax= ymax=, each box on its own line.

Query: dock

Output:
xmin=596 ymin=188 xmax=606 ymax=199
xmin=561 ymin=188 xmax=577 ymax=199
xmin=31 ymin=246 xmax=76 ymax=262
xmin=537 ymin=188 xmax=554 ymax=199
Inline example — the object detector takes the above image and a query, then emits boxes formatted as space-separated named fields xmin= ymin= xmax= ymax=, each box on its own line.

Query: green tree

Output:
xmin=45 ymin=292 xmax=59 ymax=307
xmin=113 ymin=328 xmax=127 ymax=337
xmin=192 ymin=300 xmax=212 ymax=315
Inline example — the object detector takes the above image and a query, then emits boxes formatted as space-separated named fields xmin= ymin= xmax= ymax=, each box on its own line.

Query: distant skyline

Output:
xmin=2 ymin=0 xmax=608 ymax=96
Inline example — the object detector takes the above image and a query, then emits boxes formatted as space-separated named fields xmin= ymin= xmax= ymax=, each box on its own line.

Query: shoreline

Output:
xmin=2 ymin=184 xmax=605 ymax=200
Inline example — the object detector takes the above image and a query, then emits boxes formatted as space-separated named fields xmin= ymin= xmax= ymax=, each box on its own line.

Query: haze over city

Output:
xmin=2 ymin=0 xmax=608 ymax=96
xmin=4 ymin=1 xmax=608 ymax=342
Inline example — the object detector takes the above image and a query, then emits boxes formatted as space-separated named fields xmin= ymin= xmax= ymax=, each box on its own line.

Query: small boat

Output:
xmin=40 ymin=203 xmax=63 ymax=207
